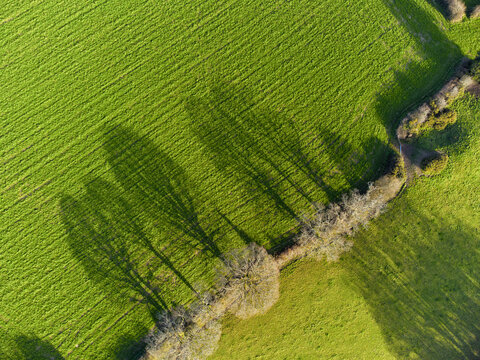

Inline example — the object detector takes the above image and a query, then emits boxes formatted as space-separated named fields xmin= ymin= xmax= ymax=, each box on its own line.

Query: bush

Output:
xmin=423 ymin=109 xmax=457 ymax=131
xmin=216 ymin=243 xmax=279 ymax=319
xmin=404 ymin=117 xmax=420 ymax=135
xmin=445 ymin=0 xmax=466 ymax=22
xmin=298 ymin=183 xmax=387 ymax=262
xmin=421 ymin=153 xmax=449 ymax=176
xmin=144 ymin=307 xmax=222 ymax=360
xmin=471 ymin=5 xmax=480 ymax=19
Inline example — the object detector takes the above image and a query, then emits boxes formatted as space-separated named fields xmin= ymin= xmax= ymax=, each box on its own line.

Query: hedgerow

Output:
xmin=297 ymin=183 xmax=390 ymax=262
xmin=471 ymin=61 xmax=480 ymax=82
xmin=423 ymin=109 xmax=458 ymax=131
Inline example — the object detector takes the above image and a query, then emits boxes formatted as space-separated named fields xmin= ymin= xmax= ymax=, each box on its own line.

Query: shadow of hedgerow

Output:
xmin=59 ymin=126 xmax=228 ymax=315
xmin=185 ymin=82 xmax=389 ymax=224
xmin=0 ymin=332 xmax=64 ymax=360
xmin=344 ymin=202 xmax=480 ymax=359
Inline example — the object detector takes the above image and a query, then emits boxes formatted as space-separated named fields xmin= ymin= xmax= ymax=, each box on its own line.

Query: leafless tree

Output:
xmin=216 ymin=243 xmax=280 ymax=319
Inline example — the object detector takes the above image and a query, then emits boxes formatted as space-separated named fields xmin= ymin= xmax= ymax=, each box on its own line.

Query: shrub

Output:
xmin=216 ymin=243 xmax=279 ymax=319
xmin=445 ymin=0 xmax=466 ymax=22
xmin=298 ymin=183 xmax=387 ymax=262
xmin=471 ymin=5 xmax=480 ymax=19
xmin=144 ymin=306 xmax=222 ymax=360
xmin=404 ymin=117 xmax=420 ymax=135
xmin=430 ymin=95 xmax=448 ymax=114
xmin=421 ymin=153 xmax=449 ymax=176
xmin=423 ymin=109 xmax=457 ymax=131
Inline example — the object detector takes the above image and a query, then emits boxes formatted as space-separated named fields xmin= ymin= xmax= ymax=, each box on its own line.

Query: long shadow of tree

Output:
xmin=186 ymin=84 xmax=311 ymax=219
xmin=314 ymin=124 xmax=390 ymax=193
xmin=103 ymin=126 xmax=220 ymax=257
xmin=425 ymin=0 xmax=453 ymax=20
xmin=60 ymin=179 xmax=169 ymax=313
xmin=15 ymin=336 xmax=65 ymax=360
xmin=111 ymin=332 xmax=147 ymax=360
xmin=60 ymin=125 xmax=220 ymax=313
xmin=0 ymin=332 xmax=65 ymax=360
xmin=185 ymin=82 xmax=387 ymax=220
xmin=344 ymin=204 xmax=480 ymax=359
xmin=465 ymin=0 xmax=480 ymax=10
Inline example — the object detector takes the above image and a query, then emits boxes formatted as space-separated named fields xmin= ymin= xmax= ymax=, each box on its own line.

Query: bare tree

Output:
xmin=471 ymin=5 xmax=480 ymax=19
xmin=297 ymin=183 xmax=387 ymax=261
xmin=446 ymin=0 xmax=466 ymax=22
xmin=216 ymin=243 xmax=280 ymax=319
xmin=144 ymin=306 xmax=221 ymax=360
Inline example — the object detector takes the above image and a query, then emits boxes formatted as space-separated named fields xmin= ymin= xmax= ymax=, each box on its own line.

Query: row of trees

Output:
xmin=142 ymin=168 xmax=407 ymax=359
xmin=138 ymin=25 xmax=480 ymax=360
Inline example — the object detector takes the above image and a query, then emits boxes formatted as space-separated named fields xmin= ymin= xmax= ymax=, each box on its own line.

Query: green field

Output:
xmin=1 ymin=0 xmax=480 ymax=359
xmin=213 ymin=259 xmax=396 ymax=360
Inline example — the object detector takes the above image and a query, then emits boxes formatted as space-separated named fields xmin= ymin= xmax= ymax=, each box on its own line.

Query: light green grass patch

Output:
xmin=212 ymin=259 xmax=396 ymax=360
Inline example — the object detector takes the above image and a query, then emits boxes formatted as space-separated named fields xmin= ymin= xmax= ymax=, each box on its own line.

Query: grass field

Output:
xmin=212 ymin=259 xmax=396 ymax=360
xmin=1 ymin=0 xmax=480 ymax=359
xmin=213 ymin=92 xmax=480 ymax=359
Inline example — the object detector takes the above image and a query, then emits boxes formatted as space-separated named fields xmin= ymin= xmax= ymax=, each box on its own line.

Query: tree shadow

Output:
xmin=185 ymin=84 xmax=309 ymax=220
xmin=314 ymin=124 xmax=391 ymax=194
xmin=185 ymin=82 xmax=390 ymax=220
xmin=465 ymin=0 xmax=480 ymax=11
xmin=15 ymin=336 xmax=65 ymax=360
xmin=217 ymin=210 xmax=253 ymax=246
xmin=376 ymin=0 xmax=463 ymax=137
xmin=59 ymin=180 xmax=169 ymax=313
xmin=0 ymin=332 xmax=65 ymax=360
xmin=344 ymin=205 xmax=480 ymax=359
xmin=103 ymin=126 xmax=220 ymax=258
xmin=425 ymin=0 xmax=451 ymax=19
xmin=112 ymin=332 xmax=147 ymax=360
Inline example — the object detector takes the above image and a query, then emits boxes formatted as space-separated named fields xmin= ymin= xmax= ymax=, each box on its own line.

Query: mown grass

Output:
xmin=213 ymin=92 xmax=480 ymax=359
xmin=0 ymin=0 xmax=479 ymax=358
